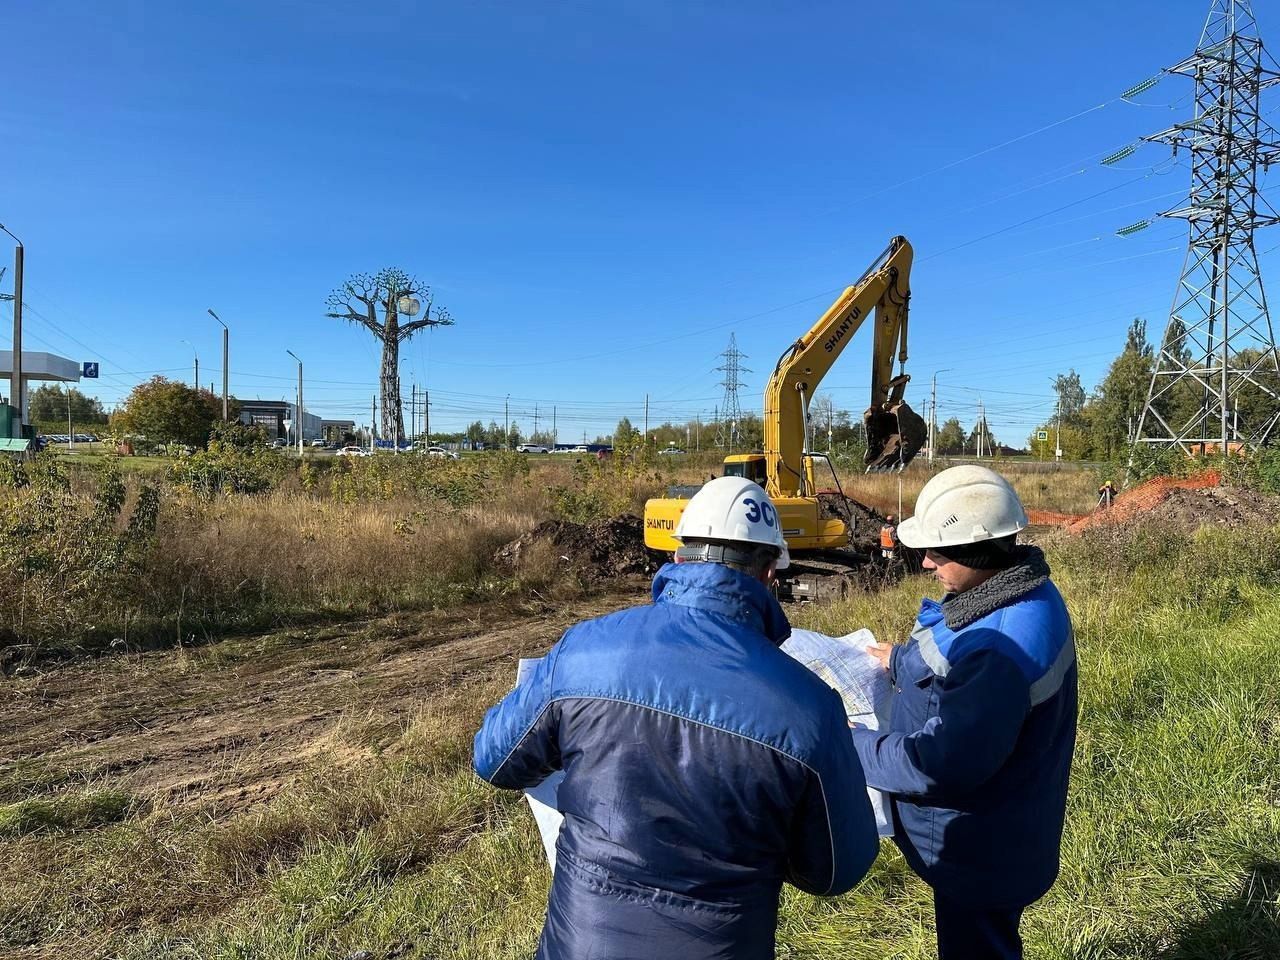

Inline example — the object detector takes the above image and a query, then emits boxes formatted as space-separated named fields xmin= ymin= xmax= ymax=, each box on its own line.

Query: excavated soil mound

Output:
xmin=1069 ymin=470 xmax=1221 ymax=532
xmin=1127 ymin=485 xmax=1280 ymax=529
xmin=817 ymin=492 xmax=889 ymax=551
xmin=496 ymin=514 xmax=665 ymax=582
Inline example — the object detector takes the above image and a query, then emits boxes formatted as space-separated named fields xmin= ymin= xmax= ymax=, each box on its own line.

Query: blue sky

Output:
xmin=3 ymin=0 xmax=1271 ymax=446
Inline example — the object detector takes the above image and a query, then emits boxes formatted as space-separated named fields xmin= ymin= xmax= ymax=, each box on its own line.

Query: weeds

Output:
xmin=4 ymin=521 xmax=1279 ymax=957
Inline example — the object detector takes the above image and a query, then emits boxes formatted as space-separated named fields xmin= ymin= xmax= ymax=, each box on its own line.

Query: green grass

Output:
xmin=3 ymin=523 xmax=1280 ymax=958
xmin=0 ymin=788 xmax=136 ymax=838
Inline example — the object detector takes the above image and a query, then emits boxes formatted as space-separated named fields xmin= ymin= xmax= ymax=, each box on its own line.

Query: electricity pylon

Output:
xmin=1134 ymin=0 xmax=1280 ymax=455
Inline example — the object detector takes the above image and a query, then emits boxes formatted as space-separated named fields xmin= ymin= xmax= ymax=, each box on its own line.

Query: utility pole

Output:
xmin=67 ymin=392 xmax=73 ymax=450
xmin=0 ymin=224 xmax=23 ymax=425
xmin=644 ymin=394 xmax=649 ymax=447
xmin=181 ymin=340 xmax=199 ymax=389
xmin=286 ymin=350 xmax=303 ymax=455
xmin=207 ymin=309 xmax=228 ymax=420
xmin=504 ymin=394 xmax=510 ymax=449
xmin=552 ymin=405 xmax=557 ymax=447
xmin=929 ymin=369 xmax=952 ymax=464
xmin=371 ymin=395 xmax=377 ymax=451
xmin=424 ymin=389 xmax=430 ymax=442
xmin=534 ymin=403 xmax=539 ymax=440
xmin=1055 ymin=396 xmax=1062 ymax=463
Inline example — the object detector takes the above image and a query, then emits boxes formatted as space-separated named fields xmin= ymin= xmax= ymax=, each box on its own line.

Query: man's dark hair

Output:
xmin=933 ymin=534 xmax=1018 ymax=570
xmin=676 ymin=538 xmax=780 ymax=578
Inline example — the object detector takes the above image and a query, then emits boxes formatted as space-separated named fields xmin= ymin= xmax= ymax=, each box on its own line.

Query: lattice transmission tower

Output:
xmin=1134 ymin=0 xmax=1280 ymax=454
xmin=715 ymin=333 xmax=749 ymax=449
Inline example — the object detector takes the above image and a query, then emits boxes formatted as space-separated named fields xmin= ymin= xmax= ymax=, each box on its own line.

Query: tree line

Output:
xmin=1029 ymin=318 xmax=1280 ymax=461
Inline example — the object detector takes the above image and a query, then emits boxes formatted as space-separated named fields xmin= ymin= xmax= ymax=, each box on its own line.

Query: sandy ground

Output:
xmin=1 ymin=590 xmax=646 ymax=815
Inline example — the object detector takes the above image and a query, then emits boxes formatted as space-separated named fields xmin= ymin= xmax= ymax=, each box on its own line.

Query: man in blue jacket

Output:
xmin=853 ymin=465 xmax=1077 ymax=960
xmin=474 ymin=476 xmax=880 ymax=960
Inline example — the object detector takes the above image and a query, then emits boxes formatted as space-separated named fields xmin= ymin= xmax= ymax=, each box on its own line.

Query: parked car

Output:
xmin=658 ymin=447 xmax=686 ymax=455
xmin=426 ymin=445 xmax=460 ymax=460
xmin=309 ymin=438 xmax=326 ymax=447
xmin=336 ymin=445 xmax=368 ymax=457
xmin=516 ymin=443 xmax=549 ymax=454
xmin=270 ymin=438 xmax=289 ymax=448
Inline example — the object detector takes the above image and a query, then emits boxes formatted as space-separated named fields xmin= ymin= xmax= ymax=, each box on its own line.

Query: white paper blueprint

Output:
xmin=515 ymin=657 xmax=564 ymax=870
xmin=781 ymin=628 xmax=895 ymax=836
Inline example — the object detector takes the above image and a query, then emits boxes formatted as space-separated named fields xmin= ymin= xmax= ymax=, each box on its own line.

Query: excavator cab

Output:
xmin=722 ymin=454 xmax=768 ymax=486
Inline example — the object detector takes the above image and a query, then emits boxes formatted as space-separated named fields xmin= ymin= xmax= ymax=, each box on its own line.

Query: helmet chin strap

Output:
xmin=675 ymin=542 xmax=771 ymax=567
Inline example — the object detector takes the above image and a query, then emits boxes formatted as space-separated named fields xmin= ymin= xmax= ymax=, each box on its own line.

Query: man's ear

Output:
xmin=759 ymin=561 xmax=778 ymax=586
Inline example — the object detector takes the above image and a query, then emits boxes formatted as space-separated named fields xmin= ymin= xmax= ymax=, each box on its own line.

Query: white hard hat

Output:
xmin=675 ymin=476 xmax=790 ymax=569
xmin=896 ymin=465 xmax=1027 ymax=550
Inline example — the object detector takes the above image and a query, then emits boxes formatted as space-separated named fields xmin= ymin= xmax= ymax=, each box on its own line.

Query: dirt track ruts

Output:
xmin=0 ymin=590 xmax=645 ymax=815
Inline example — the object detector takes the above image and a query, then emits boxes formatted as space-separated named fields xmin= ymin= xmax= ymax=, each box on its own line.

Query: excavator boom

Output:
xmin=763 ymin=236 xmax=926 ymax=496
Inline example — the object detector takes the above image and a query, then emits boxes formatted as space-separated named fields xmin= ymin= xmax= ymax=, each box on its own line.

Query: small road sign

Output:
xmin=82 ymin=362 xmax=99 ymax=379
xmin=1036 ymin=430 xmax=1048 ymax=441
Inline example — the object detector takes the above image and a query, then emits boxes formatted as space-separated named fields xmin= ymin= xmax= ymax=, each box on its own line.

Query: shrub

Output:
xmin=0 ymin=456 xmax=160 ymax=661
xmin=169 ymin=443 xmax=287 ymax=497
xmin=550 ymin=448 xmax=668 ymax=523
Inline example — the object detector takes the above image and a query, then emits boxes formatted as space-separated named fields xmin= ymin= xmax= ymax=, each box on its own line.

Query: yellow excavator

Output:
xmin=643 ymin=235 xmax=928 ymax=600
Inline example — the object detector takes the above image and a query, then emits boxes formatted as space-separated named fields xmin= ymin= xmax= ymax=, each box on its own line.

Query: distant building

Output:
xmin=321 ymin=419 xmax=356 ymax=442
xmin=239 ymin=399 xmax=321 ymax=441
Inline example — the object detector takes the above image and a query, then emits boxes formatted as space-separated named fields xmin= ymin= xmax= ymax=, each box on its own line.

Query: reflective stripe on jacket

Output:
xmin=852 ymin=577 xmax=1077 ymax=908
xmin=473 ymin=561 xmax=880 ymax=960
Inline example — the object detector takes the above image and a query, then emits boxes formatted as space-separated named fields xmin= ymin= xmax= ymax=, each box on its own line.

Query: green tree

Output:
xmin=1090 ymin=318 xmax=1154 ymax=458
xmin=1228 ymin=347 xmax=1280 ymax=441
xmin=1052 ymin=369 xmax=1087 ymax=425
xmin=936 ymin=417 xmax=966 ymax=454
xmin=29 ymin=384 xmax=108 ymax=431
xmin=112 ymin=377 xmax=224 ymax=448
xmin=614 ymin=417 xmax=636 ymax=444
xmin=465 ymin=421 xmax=486 ymax=447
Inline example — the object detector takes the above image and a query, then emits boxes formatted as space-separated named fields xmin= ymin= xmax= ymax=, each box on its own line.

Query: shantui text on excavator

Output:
xmin=643 ymin=235 xmax=928 ymax=600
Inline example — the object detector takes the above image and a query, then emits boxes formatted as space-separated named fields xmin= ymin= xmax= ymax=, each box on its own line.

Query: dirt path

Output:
xmin=1 ymin=589 xmax=646 ymax=815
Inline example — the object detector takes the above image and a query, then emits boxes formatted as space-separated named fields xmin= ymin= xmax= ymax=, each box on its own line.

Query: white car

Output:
xmin=426 ymin=445 xmax=460 ymax=460
xmin=516 ymin=444 xmax=549 ymax=454
xmin=336 ymin=445 xmax=369 ymax=457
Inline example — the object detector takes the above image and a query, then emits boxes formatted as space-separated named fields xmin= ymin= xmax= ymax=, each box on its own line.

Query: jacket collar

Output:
xmin=938 ymin=545 xmax=1051 ymax=631
xmin=652 ymin=562 xmax=792 ymax=646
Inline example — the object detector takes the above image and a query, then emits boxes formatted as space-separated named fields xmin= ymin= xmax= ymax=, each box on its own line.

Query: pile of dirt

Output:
xmin=1129 ymin=485 xmax=1280 ymax=529
xmin=817 ymin=492 xmax=889 ymax=550
xmin=496 ymin=514 xmax=665 ymax=582
xmin=1068 ymin=470 xmax=1222 ymax=532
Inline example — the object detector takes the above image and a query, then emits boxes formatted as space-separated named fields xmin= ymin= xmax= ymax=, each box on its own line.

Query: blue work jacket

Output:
xmin=473 ymin=561 xmax=880 ymax=960
xmin=852 ymin=552 xmax=1077 ymax=908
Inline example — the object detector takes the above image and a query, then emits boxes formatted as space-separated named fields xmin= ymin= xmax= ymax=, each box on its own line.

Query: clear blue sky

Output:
xmin=4 ymin=0 xmax=1272 ymax=446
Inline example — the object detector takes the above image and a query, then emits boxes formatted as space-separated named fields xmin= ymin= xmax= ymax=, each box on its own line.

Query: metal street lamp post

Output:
xmin=207 ymin=309 xmax=228 ymax=420
xmin=286 ymin=350 xmax=303 ymax=455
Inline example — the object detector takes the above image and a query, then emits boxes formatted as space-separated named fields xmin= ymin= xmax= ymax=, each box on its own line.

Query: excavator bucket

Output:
xmin=863 ymin=401 xmax=928 ymax=472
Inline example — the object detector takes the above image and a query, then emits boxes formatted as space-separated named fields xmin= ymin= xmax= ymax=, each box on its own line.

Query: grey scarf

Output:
xmin=942 ymin=545 xmax=1051 ymax=631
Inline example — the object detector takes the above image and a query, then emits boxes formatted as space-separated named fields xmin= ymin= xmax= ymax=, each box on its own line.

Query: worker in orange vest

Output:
xmin=880 ymin=514 xmax=899 ymax=560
